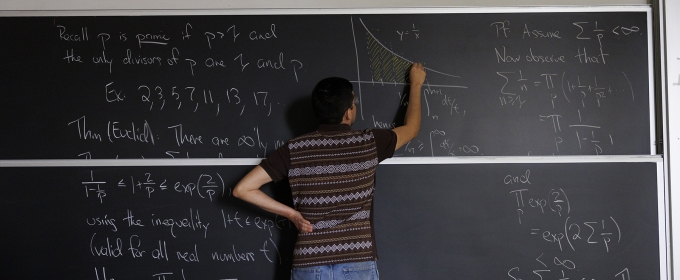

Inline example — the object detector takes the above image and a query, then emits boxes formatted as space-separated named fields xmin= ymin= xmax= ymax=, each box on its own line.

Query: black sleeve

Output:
xmin=258 ymin=144 xmax=290 ymax=183
xmin=372 ymin=129 xmax=397 ymax=162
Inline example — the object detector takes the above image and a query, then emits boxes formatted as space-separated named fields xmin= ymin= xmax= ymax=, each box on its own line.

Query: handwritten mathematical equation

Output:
xmin=94 ymin=267 xmax=245 ymax=280
xmin=506 ymin=169 xmax=623 ymax=252
xmin=429 ymin=129 xmax=481 ymax=156
xmin=105 ymin=82 xmax=279 ymax=116
xmin=397 ymin=128 xmax=482 ymax=157
xmin=82 ymin=170 xmax=226 ymax=203
xmin=495 ymin=70 xmax=633 ymax=110
xmin=528 ymin=216 xmax=622 ymax=253
xmin=395 ymin=85 xmax=478 ymax=156
xmin=423 ymin=87 xmax=468 ymax=119
xmin=503 ymin=169 xmax=629 ymax=279
xmin=539 ymin=112 xmax=615 ymax=155
xmin=87 ymin=208 xmax=291 ymax=238
xmin=507 ymin=184 xmax=571 ymax=219
xmin=90 ymin=238 xmax=274 ymax=279
xmin=507 ymin=255 xmax=631 ymax=280
xmin=58 ymin=23 xmax=279 ymax=49
xmin=68 ymin=116 xmax=278 ymax=159
xmin=396 ymin=24 xmax=420 ymax=41
xmin=86 ymin=209 xmax=287 ymax=278
xmin=58 ymin=23 xmax=304 ymax=80
xmin=50 ymin=15 xmax=650 ymax=159
xmin=495 ymin=70 xmax=631 ymax=155
xmin=490 ymin=20 xmax=641 ymax=65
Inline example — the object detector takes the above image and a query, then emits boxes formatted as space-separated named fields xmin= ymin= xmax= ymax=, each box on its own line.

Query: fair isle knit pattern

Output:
xmin=289 ymin=159 xmax=379 ymax=177
xmin=288 ymin=134 xmax=374 ymax=149
xmin=294 ymin=241 xmax=373 ymax=255
xmin=295 ymin=188 xmax=374 ymax=206
xmin=288 ymin=130 xmax=379 ymax=268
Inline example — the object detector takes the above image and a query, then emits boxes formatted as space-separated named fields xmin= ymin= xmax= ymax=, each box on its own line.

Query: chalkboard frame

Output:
xmin=0 ymin=6 xmax=655 ymax=16
xmin=0 ymin=5 xmax=666 ymax=279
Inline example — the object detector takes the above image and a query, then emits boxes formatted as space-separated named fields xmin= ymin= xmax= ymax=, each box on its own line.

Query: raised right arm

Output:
xmin=392 ymin=62 xmax=426 ymax=150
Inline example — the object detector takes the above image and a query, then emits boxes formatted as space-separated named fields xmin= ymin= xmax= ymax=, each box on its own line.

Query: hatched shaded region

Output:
xmin=365 ymin=32 xmax=412 ymax=84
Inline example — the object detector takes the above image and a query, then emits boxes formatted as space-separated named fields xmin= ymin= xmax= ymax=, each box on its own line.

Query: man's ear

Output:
xmin=342 ymin=107 xmax=352 ymax=123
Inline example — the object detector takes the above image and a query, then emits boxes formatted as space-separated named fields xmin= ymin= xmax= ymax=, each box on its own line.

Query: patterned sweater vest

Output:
xmin=287 ymin=129 xmax=379 ymax=268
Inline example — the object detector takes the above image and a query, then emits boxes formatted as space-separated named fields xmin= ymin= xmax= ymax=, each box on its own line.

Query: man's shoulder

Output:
xmin=288 ymin=131 xmax=322 ymax=143
xmin=287 ymin=128 xmax=393 ymax=144
xmin=365 ymin=128 xmax=396 ymax=141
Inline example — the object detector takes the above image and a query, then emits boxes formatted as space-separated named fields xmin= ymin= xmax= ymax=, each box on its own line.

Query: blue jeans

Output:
xmin=291 ymin=261 xmax=379 ymax=280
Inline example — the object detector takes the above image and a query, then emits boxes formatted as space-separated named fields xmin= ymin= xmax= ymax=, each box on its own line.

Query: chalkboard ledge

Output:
xmin=0 ymin=155 xmax=662 ymax=167
xmin=0 ymin=5 xmax=651 ymax=17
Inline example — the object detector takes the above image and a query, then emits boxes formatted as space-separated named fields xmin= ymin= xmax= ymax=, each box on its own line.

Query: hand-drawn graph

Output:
xmin=346 ymin=13 xmax=651 ymax=157
xmin=350 ymin=16 xmax=468 ymax=120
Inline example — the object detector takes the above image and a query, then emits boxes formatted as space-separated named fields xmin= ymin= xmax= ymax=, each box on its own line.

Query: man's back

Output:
xmin=287 ymin=127 xmax=381 ymax=267
xmin=233 ymin=63 xmax=425 ymax=279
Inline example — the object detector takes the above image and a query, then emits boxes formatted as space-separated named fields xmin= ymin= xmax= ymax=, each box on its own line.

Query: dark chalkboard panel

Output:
xmin=0 ymin=161 xmax=665 ymax=279
xmin=0 ymin=9 xmax=653 ymax=159
xmin=374 ymin=162 xmax=664 ymax=279
xmin=0 ymin=165 xmax=298 ymax=279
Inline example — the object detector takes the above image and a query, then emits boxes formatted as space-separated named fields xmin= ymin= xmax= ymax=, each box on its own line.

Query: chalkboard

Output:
xmin=374 ymin=161 xmax=665 ymax=279
xmin=0 ymin=165 xmax=298 ymax=279
xmin=0 ymin=161 xmax=666 ymax=279
xmin=0 ymin=8 xmax=653 ymax=159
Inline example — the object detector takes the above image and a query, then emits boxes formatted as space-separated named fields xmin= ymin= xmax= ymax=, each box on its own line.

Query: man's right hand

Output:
xmin=393 ymin=62 xmax=426 ymax=151
xmin=409 ymin=62 xmax=426 ymax=86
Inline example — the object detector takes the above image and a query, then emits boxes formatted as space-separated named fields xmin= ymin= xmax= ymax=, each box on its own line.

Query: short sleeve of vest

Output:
xmin=372 ymin=129 xmax=397 ymax=162
xmin=259 ymin=144 xmax=290 ymax=183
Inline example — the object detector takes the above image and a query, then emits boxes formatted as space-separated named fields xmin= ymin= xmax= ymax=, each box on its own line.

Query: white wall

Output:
xmin=0 ymin=0 xmax=649 ymax=10
xmin=663 ymin=0 xmax=680 ymax=278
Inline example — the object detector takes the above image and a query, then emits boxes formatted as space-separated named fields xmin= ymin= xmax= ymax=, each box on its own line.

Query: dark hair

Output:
xmin=311 ymin=77 xmax=354 ymax=124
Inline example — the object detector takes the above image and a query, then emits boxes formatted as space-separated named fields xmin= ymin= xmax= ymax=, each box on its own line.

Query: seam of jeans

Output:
xmin=342 ymin=265 xmax=375 ymax=273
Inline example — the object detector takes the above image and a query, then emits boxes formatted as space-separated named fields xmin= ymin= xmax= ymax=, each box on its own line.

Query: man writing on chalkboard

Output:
xmin=233 ymin=62 xmax=426 ymax=279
